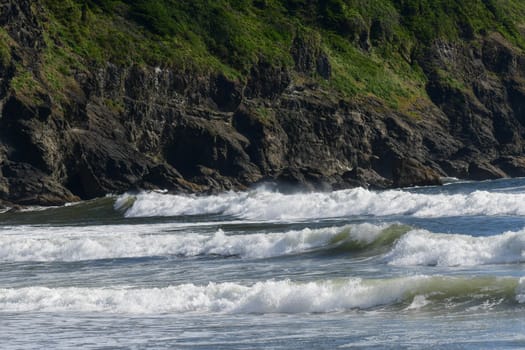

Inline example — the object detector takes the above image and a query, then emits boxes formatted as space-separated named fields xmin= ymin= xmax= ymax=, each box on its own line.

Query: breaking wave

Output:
xmin=1 ymin=276 xmax=522 ymax=314
xmin=115 ymin=187 xmax=525 ymax=220
xmin=0 ymin=223 xmax=405 ymax=262
xmin=2 ymin=222 xmax=525 ymax=266
xmin=385 ymin=228 xmax=525 ymax=266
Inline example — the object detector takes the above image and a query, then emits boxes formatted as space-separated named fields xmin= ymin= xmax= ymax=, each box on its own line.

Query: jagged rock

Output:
xmin=65 ymin=128 xmax=153 ymax=198
xmin=275 ymin=167 xmax=332 ymax=192
xmin=439 ymin=160 xmax=470 ymax=179
xmin=244 ymin=60 xmax=291 ymax=99
xmin=0 ymin=169 xmax=8 ymax=197
xmin=1 ymin=0 xmax=525 ymax=206
xmin=392 ymin=158 xmax=442 ymax=188
xmin=2 ymin=161 xmax=78 ymax=205
xmin=352 ymin=168 xmax=391 ymax=189
xmin=140 ymin=163 xmax=194 ymax=192
xmin=211 ymin=74 xmax=242 ymax=112
xmin=0 ymin=0 xmax=44 ymax=50
xmin=163 ymin=116 xmax=261 ymax=184
xmin=482 ymin=33 xmax=518 ymax=74
xmin=494 ymin=156 xmax=525 ymax=178
xmin=291 ymin=33 xmax=331 ymax=79
xmin=468 ymin=161 xmax=507 ymax=181
xmin=232 ymin=103 xmax=288 ymax=174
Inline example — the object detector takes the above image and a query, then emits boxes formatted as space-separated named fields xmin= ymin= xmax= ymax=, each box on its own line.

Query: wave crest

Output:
xmin=115 ymin=188 xmax=525 ymax=220
xmin=0 ymin=223 xmax=399 ymax=262
xmin=1 ymin=276 xmax=521 ymax=314
xmin=3 ymin=223 xmax=525 ymax=266
xmin=385 ymin=229 xmax=525 ymax=266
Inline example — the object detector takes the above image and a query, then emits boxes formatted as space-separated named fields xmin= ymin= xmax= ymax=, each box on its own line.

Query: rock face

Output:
xmin=1 ymin=1 xmax=525 ymax=205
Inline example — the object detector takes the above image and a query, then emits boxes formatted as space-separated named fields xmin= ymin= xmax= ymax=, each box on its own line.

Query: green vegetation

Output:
xmin=25 ymin=0 xmax=525 ymax=108
xmin=10 ymin=68 xmax=45 ymax=104
xmin=254 ymin=106 xmax=276 ymax=125
xmin=323 ymin=33 xmax=425 ymax=107
xmin=0 ymin=28 xmax=13 ymax=68
xmin=104 ymin=98 xmax=126 ymax=115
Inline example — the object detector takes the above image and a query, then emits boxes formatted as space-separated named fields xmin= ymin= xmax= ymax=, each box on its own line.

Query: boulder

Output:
xmin=392 ymin=158 xmax=442 ymax=188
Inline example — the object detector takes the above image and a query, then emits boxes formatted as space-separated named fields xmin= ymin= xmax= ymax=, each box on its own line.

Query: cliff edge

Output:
xmin=1 ymin=0 xmax=525 ymax=205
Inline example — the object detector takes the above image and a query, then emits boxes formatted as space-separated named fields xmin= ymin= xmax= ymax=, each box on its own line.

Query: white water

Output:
xmin=5 ymin=179 xmax=525 ymax=349
xmin=385 ymin=228 xmax=525 ymax=266
xmin=3 ymin=222 xmax=525 ymax=266
xmin=117 ymin=187 xmax=525 ymax=220
xmin=518 ymin=278 xmax=525 ymax=303
xmin=0 ymin=276 xmax=520 ymax=314
xmin=0 ymin=223 xmax=391 ymax=262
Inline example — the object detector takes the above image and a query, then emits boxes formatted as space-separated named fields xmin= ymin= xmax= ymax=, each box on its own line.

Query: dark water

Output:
xmin=2 ymin=178 xmax=525 ymax=349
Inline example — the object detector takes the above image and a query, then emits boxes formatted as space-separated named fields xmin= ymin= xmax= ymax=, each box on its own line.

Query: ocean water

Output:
xmin=2 ymin=178 xmax=525 ymax=349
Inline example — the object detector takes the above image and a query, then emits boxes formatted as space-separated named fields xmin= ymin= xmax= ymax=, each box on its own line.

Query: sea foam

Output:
xmin=3 ymin=222 xmax=525 ymax=266
xmin=116 ymin=187 xmax=525 ymax=220
xmin=0 ymin=223 xmax=395 ymax=262
xmin=0 ymin=276 xmax=519 ymax=314
xmin=385 ymin=229 xmax=525 ymax=266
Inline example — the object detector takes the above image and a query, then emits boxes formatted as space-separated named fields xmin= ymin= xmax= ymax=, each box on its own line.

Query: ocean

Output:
xmin=1 ymin=178 xmax=525 ymax=349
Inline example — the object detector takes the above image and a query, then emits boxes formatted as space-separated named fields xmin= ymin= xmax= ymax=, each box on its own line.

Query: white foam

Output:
xmin=517 ymin=278 xmax=525 ymax=303
xmin=0 ymin=277 xmax=430 ymax=314
xmin=0 ymin=223 xmax=389 ymax=262
xmin=385 ymin=229 xmax=525 ymax=266
xmin=5 ymin=221 xmax=525 ymax=266
xmin=405 ymin=295 xmax=430 ymax=310
xmin=116 ymin=187 xmax=525 ymax=220
xmin=1 ymin=276 xmax=519 ymax=314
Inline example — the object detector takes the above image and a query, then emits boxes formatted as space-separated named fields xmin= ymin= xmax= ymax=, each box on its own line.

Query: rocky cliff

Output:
xmin=1 ymin=0 xmax=525 ymax=206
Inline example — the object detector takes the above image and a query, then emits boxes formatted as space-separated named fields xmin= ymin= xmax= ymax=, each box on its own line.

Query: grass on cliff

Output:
xmin=0 ymin=28 xmax=13 ymax=67
xmin=35 ymin=0 xmax=525 ymax=109
xmin=41 ymin=0 xmax=295 ymax=75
